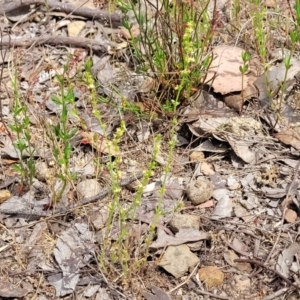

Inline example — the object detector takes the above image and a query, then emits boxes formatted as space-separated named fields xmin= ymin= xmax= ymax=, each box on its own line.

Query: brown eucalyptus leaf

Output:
xmin=205 ymin=45 xmax=247 ymax=94
xmin=275 ymin=129 xmax=300 ymax=150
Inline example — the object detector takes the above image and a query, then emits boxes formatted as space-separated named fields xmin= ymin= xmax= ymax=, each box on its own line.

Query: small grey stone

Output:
xmin=77 ymin=179 xmax=102 ymax=201
xmin=158 ymin=244 xmax=199 ymax=278
xmin=169 ymin=214 xmax=200 ymax=233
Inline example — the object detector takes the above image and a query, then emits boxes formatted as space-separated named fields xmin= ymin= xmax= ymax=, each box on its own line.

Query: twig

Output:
xmin=195 ymin=289 xmax=230 ymax=300
xmin=0 ymin=35 xmax=117 ymax=53
xmin=0 ymin=0 xmax=123 ymax=27
xmin=234 ymin=258 xmax=300 ymax=289
xmin=168 ymin=262 xmax=200 ymax=294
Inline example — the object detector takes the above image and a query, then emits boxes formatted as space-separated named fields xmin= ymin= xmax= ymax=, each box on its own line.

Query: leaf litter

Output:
xmin=1 ymin=0 xmax=300 ymax=299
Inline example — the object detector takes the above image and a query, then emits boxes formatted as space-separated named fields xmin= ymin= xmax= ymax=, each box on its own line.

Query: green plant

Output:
xmin=232 ymin=0 xmax=241 ymax=23
xmin=120 ymin=0 xmax=214 ymax=110
xmin=249 ymin=0 xmax=268 ymax=65
xmin=92 ymin=0 xmax=217 ymax=279
xmin=48 ymin=65 xmax=78 ymax=202
xmin=239 ymin=50 xmax=251 ymax=112
xmin=248 ymin=0 xmax=275 ymax=107
xmin=8 ymin=64 xmax=36 ymax=186
xmin=82 ymin=57 xmax=155 ymax=277
xmin=81 ymin=57 xmax=183 ymax=279
xmin=273 ymin=0 xmax=300 ymax=126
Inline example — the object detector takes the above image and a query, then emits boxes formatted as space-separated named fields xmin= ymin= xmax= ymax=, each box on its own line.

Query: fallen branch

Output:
xmin=0 ymin=0 xmax=123 ymax=28
xmin=0 ymin=35 xmax=118 ymax=53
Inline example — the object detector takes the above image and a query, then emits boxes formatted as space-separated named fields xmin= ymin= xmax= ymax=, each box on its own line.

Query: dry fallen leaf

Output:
xmin=275 ymin=129 xmax=300 ymax=150
xmin=277 ymin=242 xmax=300 ymax=277
xmin=196 ymin=199 xmax=215 ymax=209
xmin=205 ymin=45 xmax=248 ymax=94
xmin=200 ymin=161 xmax=215 ymax=175
xmin=150 ymin=227 xmax=208 ymax=249
xmin=119 ymin=24 xmax=140 ymax=39
xmin=143 ymin=286 xmax=172 ymax=300
xmin=80 ymin=132 xmax=118 ymax=156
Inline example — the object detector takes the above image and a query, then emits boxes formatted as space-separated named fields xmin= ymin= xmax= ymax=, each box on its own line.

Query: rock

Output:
xmin=169 ymin=214 xmax=200 ymax=233
xmin=186 ymin=177 xmax=213 ymax=205
xmin=35 ymin=161 xmax=52 ymax=182
xmin=158 ymin=245 xmax=199 ymax=278
xmin=284 ymin=209 xmax=297 ymax=223
xmin=0 ymin=190 xmax=11 ymax=203
xmin=76 ymin=179 xmax=101 ymax=200
xmin=91 ymin=206 xmax=109 ymax=230
xmin=198 ymin=266 xmax=224 ymax=288
xmin=227 ymin=176 xmax=240 ymax=190
xmin=189 ymin=151 xmax=205 ymax=162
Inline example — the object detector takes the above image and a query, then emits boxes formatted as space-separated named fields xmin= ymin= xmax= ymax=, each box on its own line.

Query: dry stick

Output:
xmin=265 ymin=161 xmax=300 ymax=265
xmin=0 ymin=35 xmax=115 ymax=52
xmin=194 ymin=289 xmax=230 ymax=300
xmin=234 ymin=258 xmax=299 ymax=289
xmin=0 ymin=0 xmax=123 ymax=28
